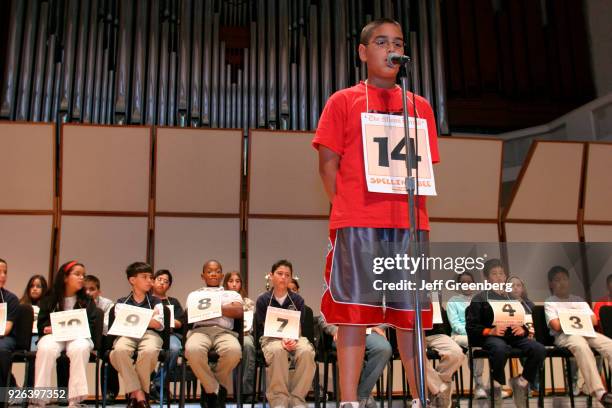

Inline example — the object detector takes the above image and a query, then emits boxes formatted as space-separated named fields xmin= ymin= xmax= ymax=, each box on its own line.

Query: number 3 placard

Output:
xmin=50 ymin=309 xmax=91 ymax=341
xmin=263 ymin=306 xmax=301 ymax=340
xmin=108 ymin=304 xmax=154 ymax=339
xmin=187 ymin=291 xmax=222 ymax=323
xmin=558 ymin=310 xmax=596 ymax=338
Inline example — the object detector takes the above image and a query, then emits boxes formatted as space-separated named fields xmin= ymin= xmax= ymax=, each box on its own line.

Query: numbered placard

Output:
xmin=0 ymin=303 xmax=7 ymax=335
xmin=166 ymin=305 xmax=175 ymax=329
xmin=361 ymin=112 xmax=436 ymax=196
xmin=108 ymin=304 xmax=154 ymax=339
xmin=244 ymin=310 xmax=254 ymax=332
xmin=558 ymin=310 xmax=596 ymax=338
xmin=187 ymin=291 xmax=222 ymax=323
xmin=524 ymin=314 xmax=534 ymax=335
xmin=490 ymin=301 xmax=525 ymax=331
xmin=366 ymin=327 xmax=373 ymax=335
xmin=432 ymin=292 xmax=443 ymax=324
xmin=32 ymin=305 xmax=40 ymax=334
xmin=263 ymin=306 xmax=301 ymax=340
xmin=50 ymin=309 xmax=91 ymax=341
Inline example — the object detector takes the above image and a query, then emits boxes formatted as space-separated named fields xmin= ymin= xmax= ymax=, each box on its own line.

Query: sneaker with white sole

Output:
xmin=510 ymin=376 xmax=529 ymax=408
xmin=474 ymin=387 xmax=487 ymax=399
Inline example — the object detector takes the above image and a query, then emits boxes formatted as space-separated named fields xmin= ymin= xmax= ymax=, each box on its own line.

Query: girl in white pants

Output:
xmin=32 ymin=261 xmax=97 ymax=408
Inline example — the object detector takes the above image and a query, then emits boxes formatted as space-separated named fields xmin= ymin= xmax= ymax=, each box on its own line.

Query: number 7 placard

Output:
xmin=361 ymin=112 xmax=436 ymax=196
xmin=263 ymin=306 xmax=301 ymax=340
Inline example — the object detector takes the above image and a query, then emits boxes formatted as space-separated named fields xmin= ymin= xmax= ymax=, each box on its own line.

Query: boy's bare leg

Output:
xmin=397 ymin=329 xmax=427 ymax=400
xmin=337 ymin=325 xmax=367 ymax=401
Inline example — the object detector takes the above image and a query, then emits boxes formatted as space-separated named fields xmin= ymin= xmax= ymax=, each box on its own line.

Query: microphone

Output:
xmin=387 ymin=53 xmax=411 ymax=66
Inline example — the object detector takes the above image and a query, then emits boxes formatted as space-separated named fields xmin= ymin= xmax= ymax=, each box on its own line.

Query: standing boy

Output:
xmin=313 ymin=18 xmax=440 ymax=407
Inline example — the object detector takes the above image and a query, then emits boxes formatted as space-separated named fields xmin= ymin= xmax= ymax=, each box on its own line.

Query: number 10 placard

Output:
xmin=50 ymin=309 xmax=91 ymax=341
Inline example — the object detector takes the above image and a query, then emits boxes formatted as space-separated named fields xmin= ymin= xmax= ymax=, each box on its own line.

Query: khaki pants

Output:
xmin=184 ymin=326 xmax=241 ymax=393
xmin=555 ymin=332 xmax=612 ymax=395
xmin=34 ymin=336 xmax=93 ymax=402
xmin=261 ymin=336 xmax=316 ymax=408
xmin=110 ymin=330 xmax=162 ymax=394
xmin=426 ymin=334 xmax=465 ymax=395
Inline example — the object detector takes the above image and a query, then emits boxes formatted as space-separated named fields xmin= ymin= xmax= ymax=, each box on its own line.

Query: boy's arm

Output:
xmin=318 ymin=146 xmax=340 ymax=202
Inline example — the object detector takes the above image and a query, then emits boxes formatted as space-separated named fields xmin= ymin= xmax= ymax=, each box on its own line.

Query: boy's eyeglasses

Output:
xmin=368 ymin=38 xmax=405 ymax=51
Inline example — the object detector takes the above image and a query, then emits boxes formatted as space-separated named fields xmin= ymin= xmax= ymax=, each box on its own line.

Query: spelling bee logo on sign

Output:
xmin=361 ymin=113 xmax=436 ymax=196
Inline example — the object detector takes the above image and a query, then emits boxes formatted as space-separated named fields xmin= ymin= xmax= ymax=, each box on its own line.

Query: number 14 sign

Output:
xmin=361 ymin=113 xmax=436 ymax=196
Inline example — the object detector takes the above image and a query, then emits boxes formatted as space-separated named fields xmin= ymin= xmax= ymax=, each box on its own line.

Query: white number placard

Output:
xmin=32 ymin=305 xmax=40 ymax=334
xmin=108 ymin=304 xmax=154 ymax=339
xmin=244 ymin=310 xmax=254 ymax=332
xmin=524 ymin=314 xmax=534 ymax=335
xmin=432 ymin=292 xmax=443 ymax=324
xmin=263 ymin=306 xmax=301 ymax=340
xmin=0 ymin=303 xmax=7 ymax=336
xmin=366 ymin=327 xmax=373 ymax=335
xmin=166 ymin=305 xmax=175 ymax=329
xmin=490 ymin=301 xmax=525 ymax=331
xmin=558 ymin=310 xmax=596 ymax=338
xmin=50 ymin=309 xmax=91 ymax=341
xmin=187 ymin=291 xmax=222 ymax=323
xmin=361 ymin=112 xmax=436 ymax=195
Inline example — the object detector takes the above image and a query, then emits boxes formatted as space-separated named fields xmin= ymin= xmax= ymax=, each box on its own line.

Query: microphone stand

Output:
xmin=398 ymin=58 xmax=427 ymax=407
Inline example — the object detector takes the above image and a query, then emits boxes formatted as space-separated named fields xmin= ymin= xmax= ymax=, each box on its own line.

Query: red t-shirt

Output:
xmin=313 ymin=81 xmax=440 ymax=230
xmin=593 ymin=296 xmax=612 ymax=324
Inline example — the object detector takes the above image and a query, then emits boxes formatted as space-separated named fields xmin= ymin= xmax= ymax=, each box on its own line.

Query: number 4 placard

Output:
xmin=263 ymin=306 xmax=301 ymax=340
xmin=558 ymin=310 xmax=596 ymax=338
xmin=50 ymin=309 xmax=91 ymax=341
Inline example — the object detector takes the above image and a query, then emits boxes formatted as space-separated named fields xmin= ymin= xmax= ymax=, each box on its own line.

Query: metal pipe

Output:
xmin=210 ymin=12 xmax=219 ymax=127
xmin=249 ymin=21 xmax=256 ymax=129
xmin=267 ymin=0 xmax=277 ymax=128
xmin=157 ymin=14 xmax=170 ymax=125
xmin=59 ymin=0 xmax=79 ymax=119
xmin=219 ymin=42 xmax=226 ymax=127
xmin=114 ymin=0 xmax=133 ymax=124
xmin=278 ymin=0 xmax=289 ymax=130
xmin=191 ymin=0 xmax=203 ymax=125
xmin=319 ymin=0 xmax=332 ymax=103
xmin=429 ymin=0 xmax=449 ymax=134
xmin=16 ymin=0 xmax=39 ymax=121
xmin=72 ymin=0 xmax=91 ymax=121
xmin=201 ymin=0 xmax=213 ymax=126
xmin=309 ymin=4 xmax=320 ymax=129
xmin=333 ymin=0 xmax=348 ymax=91
xmin=418 ymin=0 xmax=433 ymax=103
xmin=290 ymin=62 xmax=297 ymax=130
xmin=144 ymin=0 xmax=160 ymax=125
xmin=0 ymin=0 xmax=26 ymax=119
xmin=177 ymin=0 xmax=192 ymax=126
xmin=31 ymin=1 xmax=49 ymax=122
xmin=130 ymin=0 xmax=148 ymax=124
xmin=257 ymin=0 xmax=266 ymax=127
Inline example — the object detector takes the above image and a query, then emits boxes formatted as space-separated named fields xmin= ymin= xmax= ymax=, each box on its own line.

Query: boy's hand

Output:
xmin=282 ymin=338 xmax=297 ymax=351
xmin=511 ymin=326 xmax=526 ymax=337
xmin=43 ymin=326 xmax=52 ymax=334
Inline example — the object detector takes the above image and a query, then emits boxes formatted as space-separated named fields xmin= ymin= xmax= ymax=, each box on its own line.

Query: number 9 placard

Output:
xmin=558 ymin=310 xmax=596 ymax=338
xmin=187 ymin=291 xmax=222 ymax=323
xmin=50 ymin=309 xmax=91 ymax=341
xmin=263 ymin=306 xmax=301 ymax=340
xmin=108 ymin=304 xmax=154 ymax=339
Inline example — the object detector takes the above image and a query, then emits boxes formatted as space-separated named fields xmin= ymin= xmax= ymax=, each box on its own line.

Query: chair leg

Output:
xmin=489 ymin=365 xmax=495 ymax=408
xmin=262 ymin=365 xmax=268 ymax=408
xmin=314 ymin=364 xmax=321 ymax=408
xmin=334 ymin=362 xmax=339 ymax=408
xmin=102 ymin=361 xmax=108 ymax=408
xmin=566 ymin=357 xmax=575 ymax=408
xmin=20 ymin=360 xmax=28 ymax=408
xmin=538 ymin=363 xmax=545 ymax=408
xmin=179 ymin=358 xmax=186 ymax=408
xmin=323 ymin=359 xmax=329 ymax=408
xmin=236 ymin=361 xmax=243 ymax=408
xmin=402 ymin=364 xmax=408 ymax=407
xmin=158 ymin=361 xmax=165 ymax=408
xmin=468 ymin=354 xmax=474 ymax=408
xmin=95 ymin=358 xmax=100 ymax=408
xmin=387 ymin=361 xmax=393 ymax=408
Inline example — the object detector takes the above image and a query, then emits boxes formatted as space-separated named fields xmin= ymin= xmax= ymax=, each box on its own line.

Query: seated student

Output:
xmin=446 ymin=272 xmax=487 ymax=399
xmin=593 ymin=273 xmax=612 ymax=324
xmin=317 ymin=315 xmax=391 ymax=408
xmin=0 ymin=258 xmax=22 ymax=408
xmin=508 ymin=276 xmax=535 ymax=334
xmin=184 ymin=260 xmax=242 ymax=408
xmin=32 ymin=261 xmax=97 ymax=407
xmin=110 ymin=262 xmax=164 ymax=408
xmin=466 ymin=259 xmax=546 ymax=408
xmin=20 ymin=274 xmax=48 ymax=351
xmin=150 ymin=269 xmax=185 ymax=400
xmin=425 ymin=305 xmax=465 ymax=408
xmin=255 ymin=260 xmax=316 ymax=408
xmin=222 ymin=270 xmax=256 ymax=397
xmin=545 ymin=265 xmax=612 ymax=406
xmin=83 ymin=275 xmax=118 ymax=402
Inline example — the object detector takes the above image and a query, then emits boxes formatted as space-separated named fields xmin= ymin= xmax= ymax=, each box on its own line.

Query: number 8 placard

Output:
xmin=50 ymin=309 xmax=91 ymax=341
xmin=263 ymin=306 xmax=301 ymax=340
xmin=108 ymin=304 xmax=154 ymax=339
xmin=187 ymin=291 xmax=222 ymax=323
xmin=558 ymin=310 xmax=596 ymax=338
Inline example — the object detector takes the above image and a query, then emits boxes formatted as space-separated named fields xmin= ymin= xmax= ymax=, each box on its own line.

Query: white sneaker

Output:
xmin=510 ymin=377 xmax=529 ymax=408
xmin=358 ymin=396 xmax=377 ymax=408
xmin=474 ymin=387 xmax=487 ymax=399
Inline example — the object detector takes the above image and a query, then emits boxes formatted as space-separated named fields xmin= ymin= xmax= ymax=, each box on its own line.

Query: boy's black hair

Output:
xmin=482 ymin=258 xmax=506 ymax=278
xmin=456 ymin=271 xmax=475 ymax=283
xmin=126 ymin=262 xmax=153 ymax=279
xmin=290 ymin=278 xmax=300 ymax=290
xmin=359 ymin=18 xmax=402 ymax=45
xmin=270 ymin=259 xmax=293 ymax=274
xmin=84 ymin=274 xmax=101 ymax=289
xmin=547 ymin=265 xmax=569 ymax=283
xmin=154 ymin=269 xmax=173 ymax=286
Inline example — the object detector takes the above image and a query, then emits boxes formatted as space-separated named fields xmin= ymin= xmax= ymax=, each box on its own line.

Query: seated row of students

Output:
xmin=4 ymin=256 xmax=612 ymax=408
